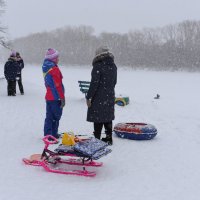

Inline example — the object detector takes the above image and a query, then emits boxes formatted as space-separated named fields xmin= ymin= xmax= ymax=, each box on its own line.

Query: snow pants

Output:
xmin=44 ymin=100 xmax=63 ymax=138
xmin=17 ymin=74 xmax=24 ymax=94
xmin=7 ymin=80 xmax=16 ymax=96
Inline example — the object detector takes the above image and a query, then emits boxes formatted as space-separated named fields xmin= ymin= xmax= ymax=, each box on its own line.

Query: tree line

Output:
xmin=2 ymin=20 xmax=200 ymax=71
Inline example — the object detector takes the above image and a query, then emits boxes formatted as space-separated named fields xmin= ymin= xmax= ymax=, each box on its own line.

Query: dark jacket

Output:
xmin=86 ymin=52 xmax=117 ymax=123
xmin=4 ymin=57 xmax=19 ymax=81
xmin=16 ymin=58 xmax=24 ymax=74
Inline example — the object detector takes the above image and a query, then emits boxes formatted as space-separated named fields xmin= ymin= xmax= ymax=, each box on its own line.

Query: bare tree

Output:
xmin=0 ymin=0 xmax=9 ymax=49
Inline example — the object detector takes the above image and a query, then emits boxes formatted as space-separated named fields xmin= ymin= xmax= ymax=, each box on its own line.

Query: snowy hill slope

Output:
xmin=0 ymin=65 xmax=199 ymax=200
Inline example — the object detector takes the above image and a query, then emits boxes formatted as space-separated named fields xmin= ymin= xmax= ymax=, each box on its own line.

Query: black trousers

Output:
xmin=93 ymin=122 xmax=113 ymax=139
xmin=17 ymin=74 xmax=24 ymax=94
xmin=7 ymin=80 xmax=16 ymax=96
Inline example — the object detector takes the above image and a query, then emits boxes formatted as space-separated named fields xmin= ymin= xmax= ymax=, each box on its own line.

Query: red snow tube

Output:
xmin=114 ymin=123 xmax=157 ymax=140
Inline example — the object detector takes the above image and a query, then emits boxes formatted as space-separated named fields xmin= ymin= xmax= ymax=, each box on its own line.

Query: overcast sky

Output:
xmin=3 ymin=0 xmax=200 ymax=39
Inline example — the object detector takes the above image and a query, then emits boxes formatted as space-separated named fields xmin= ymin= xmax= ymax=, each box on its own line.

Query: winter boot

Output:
xmin=93 ymin=131 xmax=101 ymax=140
xmin=102 ymin=135 xmax=113 ymax=145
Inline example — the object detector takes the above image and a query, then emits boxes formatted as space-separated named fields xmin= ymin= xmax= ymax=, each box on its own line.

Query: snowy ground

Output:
xmin=0 ymin=65 xmax=200 ymax=200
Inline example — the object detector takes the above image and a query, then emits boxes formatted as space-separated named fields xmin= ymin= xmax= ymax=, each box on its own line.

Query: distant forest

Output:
xmin=2 ymin=20 xmax=200 ymax=71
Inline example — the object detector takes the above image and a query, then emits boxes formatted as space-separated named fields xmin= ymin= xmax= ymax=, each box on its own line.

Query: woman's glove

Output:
xmin=86 ymin=99 xmax=91 ymax=108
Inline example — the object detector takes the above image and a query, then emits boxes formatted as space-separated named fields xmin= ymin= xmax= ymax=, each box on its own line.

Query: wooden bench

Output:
xmin=78 ymin=81 xmax=91 ymax=97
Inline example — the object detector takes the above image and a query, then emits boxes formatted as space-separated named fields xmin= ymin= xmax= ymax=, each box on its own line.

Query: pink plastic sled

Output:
xmin=22 ymin=135 xmax=104 ymax=177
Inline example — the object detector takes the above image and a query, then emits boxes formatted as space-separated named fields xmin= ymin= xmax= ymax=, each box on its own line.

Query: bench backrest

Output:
xmin=78 ymin=81 xmax=91 ymax=87
xmin=78 ymin=81 xmax=91 ymax=95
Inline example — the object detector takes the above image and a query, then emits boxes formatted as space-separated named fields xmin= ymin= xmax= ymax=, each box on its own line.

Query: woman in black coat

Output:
xmin=16 ymin=52 xmax=24 ymax=94
xmin=86 ymin=46 xmax=117 ymax=145
xmin=4 ymin=52 xmax=20 ymax=96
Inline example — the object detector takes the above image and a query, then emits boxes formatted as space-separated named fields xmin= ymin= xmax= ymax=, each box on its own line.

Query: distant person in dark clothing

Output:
xmin=86 ymin=46 xmax=117 ymax=145
xmin=4 ymin=51 xmax=19 ymax=96
xmin=16 ymin=52 xmax=24 ymax=95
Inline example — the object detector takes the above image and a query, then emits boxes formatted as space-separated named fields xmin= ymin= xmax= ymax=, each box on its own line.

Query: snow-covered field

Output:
xmin=0 ymin=65 xmax=200 ymax=200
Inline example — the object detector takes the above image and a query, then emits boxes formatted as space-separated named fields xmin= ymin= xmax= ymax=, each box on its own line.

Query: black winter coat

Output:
xmin=86 ymin=52 xmax=117 ymax=123
xmin=4 ymin=58 xmax=20 ymax=81
xmin=17 ymin=58 xmax=24 ymax=74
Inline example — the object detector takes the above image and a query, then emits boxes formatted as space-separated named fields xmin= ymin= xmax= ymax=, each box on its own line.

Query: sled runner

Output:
xmin=22 ymin=135 xmax=111 ymax=177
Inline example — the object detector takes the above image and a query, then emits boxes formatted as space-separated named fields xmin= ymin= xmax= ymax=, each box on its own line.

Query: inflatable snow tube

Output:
xmin=114 ymin=123 xmax=157 ymax=140
xmin=115 ymin=96 xmax=129 ymax=106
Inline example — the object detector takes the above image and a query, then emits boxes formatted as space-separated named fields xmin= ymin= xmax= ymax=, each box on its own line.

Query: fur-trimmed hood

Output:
xmin=92 ymin=52 xmax=114 ymax=66
xmin=8 ymin=57 xmax=17 ymax=62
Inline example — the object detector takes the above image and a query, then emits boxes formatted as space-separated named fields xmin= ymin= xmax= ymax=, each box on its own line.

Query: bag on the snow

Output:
xmin=74 ymin=138 xmax=109 ymax=157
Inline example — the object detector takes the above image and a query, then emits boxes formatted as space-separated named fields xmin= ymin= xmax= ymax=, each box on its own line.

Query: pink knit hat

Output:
xmin=45 ymin=48 xmax=59 ymax=60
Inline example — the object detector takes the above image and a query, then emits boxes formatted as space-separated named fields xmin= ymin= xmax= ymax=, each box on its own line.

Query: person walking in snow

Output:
xmin=4 ymin=51 xmax=20 ymax=96
xmin=42 ymin=48 xmax=65 ymax=139
xmin=16 ymin=52 xmax=24 ymax=95
xmin=86 ymin=46 xmax=117 ymax=145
